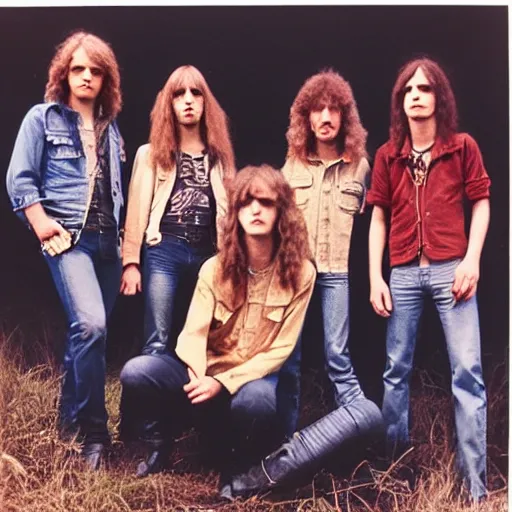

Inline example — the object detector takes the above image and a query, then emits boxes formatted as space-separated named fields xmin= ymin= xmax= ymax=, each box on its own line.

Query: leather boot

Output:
xmin=230 ymin=396 xmax=383 ymax=497
xmin=81 ymin=442 xmax=105 ymax=471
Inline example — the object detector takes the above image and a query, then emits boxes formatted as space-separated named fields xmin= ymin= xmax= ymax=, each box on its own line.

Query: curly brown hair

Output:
xmin=286 ymin=69 xmax=367 ymax=162
xmin=390 ymin=57 xmax=458 ymax=150
xmin=149 ymin=65 xmax=235 ymax=180
xmin=44 ymin=31 xmax=122 ymax=132
xmin=219 ymin=165 xmax=311 ymax=303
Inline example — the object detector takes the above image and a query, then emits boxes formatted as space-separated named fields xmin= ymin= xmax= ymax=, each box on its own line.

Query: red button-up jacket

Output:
xmin=367 ymin=133 xmax=491 ymax=267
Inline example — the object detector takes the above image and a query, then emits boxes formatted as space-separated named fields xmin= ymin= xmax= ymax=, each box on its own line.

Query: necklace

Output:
xmin=248 ymin=262 xmax=272 ymax=276
xmin=408 ymin=142 xmax=434 ymax=186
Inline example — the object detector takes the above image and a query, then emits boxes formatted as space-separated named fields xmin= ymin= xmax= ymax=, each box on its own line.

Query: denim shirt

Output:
xmin=6 ymin=102 xmax=124 ymax=238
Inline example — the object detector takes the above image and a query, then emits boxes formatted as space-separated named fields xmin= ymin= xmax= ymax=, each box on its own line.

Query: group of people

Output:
xmin=6 ymin=30 xmax=490 ymax=503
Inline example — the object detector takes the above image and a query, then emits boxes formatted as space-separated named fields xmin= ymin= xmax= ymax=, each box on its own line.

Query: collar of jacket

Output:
xmin=396 ymin=134 xmax=464 ymax=162
xmin=215 ymin=257 xmax=294 ymax=312
xmin=306 ymin=151 xmax=352 ymax=166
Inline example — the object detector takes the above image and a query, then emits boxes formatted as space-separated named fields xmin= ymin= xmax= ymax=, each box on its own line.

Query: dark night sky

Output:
xmin=0 ymin=6 xmax=508 ymax=398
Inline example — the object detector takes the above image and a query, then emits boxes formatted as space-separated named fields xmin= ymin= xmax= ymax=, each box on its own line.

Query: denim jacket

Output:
xmin=6 ymin=102 xmax=125 ymax=238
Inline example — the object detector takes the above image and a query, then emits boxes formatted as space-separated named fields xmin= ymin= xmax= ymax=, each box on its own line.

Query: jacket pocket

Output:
xmin=46 ymin=134 xmax=81 ymax=160
xmin=336 ymin=180 xmax=365 ymax=215
xmin=289 ymin=175 xmax=313 ymax=209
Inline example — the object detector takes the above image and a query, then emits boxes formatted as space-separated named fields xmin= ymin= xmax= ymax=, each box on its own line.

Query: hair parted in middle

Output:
xmin=390 ymin=57 xmax=458 ymax=150
xmin=219 ymin=164 xmax=311 ymax=303
xmin=44 ymin=30 xmax=122 ymax=137
xmin=286 ymin=69 xmax=367 ymax=163
xmin=149 ymin=65 xmax=235 ymax=180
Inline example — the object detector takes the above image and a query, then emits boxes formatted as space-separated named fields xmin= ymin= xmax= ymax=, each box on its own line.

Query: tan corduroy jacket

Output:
xmin=282 ymin=155 xmax=370 ymax=273
xmin=122 ymin=144 xmax=229 ymax=266
xmin=175 ymin=255 xmax=316 ymax=394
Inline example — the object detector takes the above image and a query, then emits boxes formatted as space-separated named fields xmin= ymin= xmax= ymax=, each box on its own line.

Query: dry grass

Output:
xmin=0 ymin=337 xmax=507 ymax=512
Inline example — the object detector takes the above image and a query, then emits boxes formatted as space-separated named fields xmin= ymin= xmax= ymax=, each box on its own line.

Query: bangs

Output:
xmin=172 ymin=67 xmax=205 ymax=93
xmin=236 ymin=175 xmax=278 ymax=207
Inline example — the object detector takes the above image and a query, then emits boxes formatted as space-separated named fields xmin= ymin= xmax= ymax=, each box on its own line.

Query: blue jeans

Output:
xmin=44 ymin=230 xmax=121 ymax=443
xmin=278 ymin=272 xmax=363 ymax=439
xmin=382 ymin=259 xmax=487 ymax=500
xmin=142 ymin=235 xmax=213 ymax=355
xmin=120 ymin=353 xmax=279 ymax=464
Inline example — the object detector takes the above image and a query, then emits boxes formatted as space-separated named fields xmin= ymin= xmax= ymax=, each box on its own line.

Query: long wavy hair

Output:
xmin=149 ymin=65 xmax=235 ymax=180
xmin=44 ymin=31 xmax=122 ymax=138
xmin=219 ymin=165 xmax=311 ymax=303
xmin=390 ymin=57 xmax=458 ymax=150
xmin=286 ymin=69 xmax=367 ymax=162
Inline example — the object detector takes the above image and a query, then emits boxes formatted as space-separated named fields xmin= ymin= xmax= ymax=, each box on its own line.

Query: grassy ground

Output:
xmin=0 ymin=334 xmax=507 ymax=512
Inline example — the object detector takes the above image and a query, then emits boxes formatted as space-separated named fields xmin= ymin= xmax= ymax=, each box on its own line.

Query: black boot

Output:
xmin=230 ymin=396 xmax=383 ymax=497
xmin=136 ymin=445 xmax=170 ymax=477
xmin=81 ymin=442 xmax=105 ymax=471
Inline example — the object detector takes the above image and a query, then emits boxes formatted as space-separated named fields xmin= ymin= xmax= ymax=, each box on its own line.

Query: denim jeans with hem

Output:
xmin=142 ymin=234 xmax=214 ymax=355
xmin=278 ymin=272 xmax=363 ymax=439
xmin=44 ymin=230 xmax=121 ymax=443
xmin=120 ymin=353 xmax=279 ymax=465
xmin=382 ymin=258 xmax=487 ymax=500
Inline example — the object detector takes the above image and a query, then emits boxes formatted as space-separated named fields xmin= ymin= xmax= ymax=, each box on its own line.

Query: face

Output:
xmin=67 ymin=46 xmax=104 ymax=105
xmin=237 ymin=189 xmax=279 ymax=238
xmin=309 ymin=103 xmax=342 ymax=143
xmin=403 ymin=67 xmax=436 ymax=121
xmin=172 ymin=86 xmax=204 ymax=126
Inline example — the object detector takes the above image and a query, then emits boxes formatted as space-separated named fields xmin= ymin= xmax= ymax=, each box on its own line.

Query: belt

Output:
xmin=162 ymin=224 xmax=213 ymax=247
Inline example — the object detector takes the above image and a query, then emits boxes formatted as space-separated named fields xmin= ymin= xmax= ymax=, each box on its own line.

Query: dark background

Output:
xmin=0 ymin=6 xmax=508 ymax=405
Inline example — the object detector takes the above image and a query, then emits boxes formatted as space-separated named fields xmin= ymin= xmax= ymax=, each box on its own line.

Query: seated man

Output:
xmin=119 ymin=164 xmax=316 ymax=481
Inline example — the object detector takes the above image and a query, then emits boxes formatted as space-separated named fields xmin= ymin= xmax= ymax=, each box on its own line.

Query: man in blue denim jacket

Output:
xmin=6 ymin=31 xmax=124 ymax=470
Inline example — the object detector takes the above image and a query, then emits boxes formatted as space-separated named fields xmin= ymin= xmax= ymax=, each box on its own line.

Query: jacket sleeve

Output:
xmin=462 ymin=134 xmax=491 ymax=201
xmin=214 ymin=261 xmax=316 ymax=394
xmin=6 ymin=106 xmax=46 ymax=214
xmin=174 ymin=258 xmax=216 ymax=378
xmin=366 ymin=146 xmax=392 ymax=209
xmin=122 ymin=144 xmax=155 ymax=266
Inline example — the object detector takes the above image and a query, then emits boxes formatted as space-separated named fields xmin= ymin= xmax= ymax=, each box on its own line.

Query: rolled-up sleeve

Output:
xmin=6 ymin=106 xmax=46 ymax=213
xmin=462 ymin=135 xmax=491 ymax=201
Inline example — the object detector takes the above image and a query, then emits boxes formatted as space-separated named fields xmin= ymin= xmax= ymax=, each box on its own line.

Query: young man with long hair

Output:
xmin=278 ymin=69 xmax=379 ymax=439
xmin=120 ymin=65 xmax=234 ymax=358
xmin=119 ymin=165 xmax=315 ymax=483
xmin=367 ymin=57 xmax=490 ymax=502
xmin=6 ymin=31 xmax=124 ymax=469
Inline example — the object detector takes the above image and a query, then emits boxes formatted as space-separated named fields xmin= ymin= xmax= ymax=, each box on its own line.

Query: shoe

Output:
xmin=81 ymin=442 xmax=105 ymax=471
xmin=136 ymin=448 xmax=169 ymax=478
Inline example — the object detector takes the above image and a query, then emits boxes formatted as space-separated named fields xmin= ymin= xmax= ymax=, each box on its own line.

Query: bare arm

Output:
xmin=452 ymin=198 xmax=490 ymax=301
xmin=369 ymin=206 xmax=392 ymax=317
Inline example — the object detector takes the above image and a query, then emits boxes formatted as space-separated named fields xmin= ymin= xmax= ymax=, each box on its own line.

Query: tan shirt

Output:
xmin=175 ymin=255 xmax=316 ymax=394
xmin=283 ymin=155 xmax=370 ymax=273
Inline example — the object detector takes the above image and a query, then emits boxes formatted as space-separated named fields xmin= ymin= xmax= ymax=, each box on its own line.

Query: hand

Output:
xmin=120 ymin=264 xmax=142 ymax=295
xmin=452 ymin=258 xmax=479 ymax=301
xmin=183 ymin=373 xmax=222 ymax=405
xmin=33 ymin=215 xmax=67 ymax=244
xmin=370 ymin=277 xmax=393 ymax=317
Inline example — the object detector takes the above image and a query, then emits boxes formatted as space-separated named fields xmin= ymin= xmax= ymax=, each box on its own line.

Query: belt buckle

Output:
xmin=184 ymin=226 xmax=204 ymax=245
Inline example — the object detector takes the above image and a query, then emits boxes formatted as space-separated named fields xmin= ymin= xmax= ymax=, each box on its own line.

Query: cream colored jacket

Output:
xmin=122 ymin=144 xmax=228 ymax=266
xmin=175 ymin=255 xmax=316 ymax=394
xmin=282 ymin=155 xmax=370 ymax=273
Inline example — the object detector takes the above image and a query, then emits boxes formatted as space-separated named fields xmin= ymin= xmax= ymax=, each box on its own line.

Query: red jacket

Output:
xmin=367 ymin=133 xmax=491 ymax=267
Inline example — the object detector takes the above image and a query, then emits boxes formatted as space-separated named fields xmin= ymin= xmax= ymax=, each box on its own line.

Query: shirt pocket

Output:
xmin=289 ymin=175 xmax=313 ymax=209
xmin=336 ymin=180 xmax=365 ymax=215
xmin=46 ymin=134 xmax=81 ymax=160
xmin=264 ymin=305 xmax=286 ymax=323
xmin=214 ymin=301 xmax=234 ymax=325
